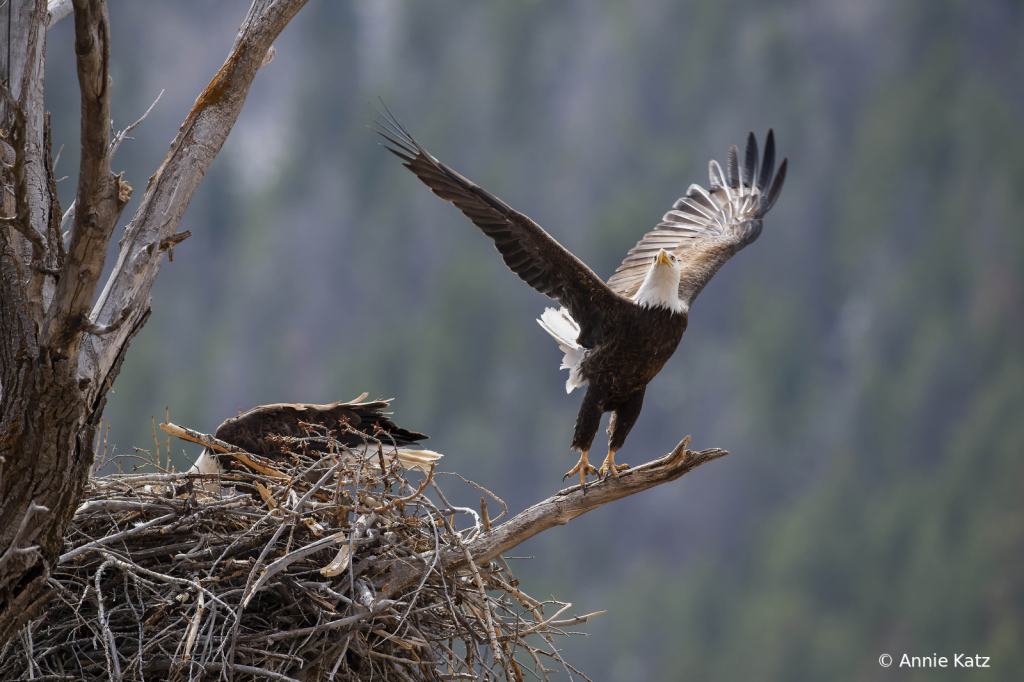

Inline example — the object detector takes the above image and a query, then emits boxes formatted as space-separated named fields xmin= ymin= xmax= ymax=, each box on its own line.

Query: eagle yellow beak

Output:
xmin=655 ymin=249 xmax=673 ymax=266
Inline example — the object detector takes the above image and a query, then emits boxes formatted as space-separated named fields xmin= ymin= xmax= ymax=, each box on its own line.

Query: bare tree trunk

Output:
xmin=0 ymin=0 xmax=308 ymax=644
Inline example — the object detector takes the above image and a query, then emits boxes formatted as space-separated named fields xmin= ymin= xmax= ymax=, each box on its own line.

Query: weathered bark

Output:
xmin=0 ymin=0 xmax=68 ymax=644
xmin=0 ymin=0 xmax=308 ymax=644
xmin=39 ymin=0 xmax=125 ymax=357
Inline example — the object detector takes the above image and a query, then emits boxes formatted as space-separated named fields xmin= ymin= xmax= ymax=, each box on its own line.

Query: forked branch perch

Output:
xmin=380 ymin=436 xmax=727 ymax=597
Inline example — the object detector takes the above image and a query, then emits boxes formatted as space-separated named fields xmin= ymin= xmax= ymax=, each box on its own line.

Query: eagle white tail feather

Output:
xmin=189 ymin=448 xmax=226 ymax=492
xmin=191 ymin=448 xmax=224 ymax=476
xmin=373 ymin=446 xmax=443 ymax=474
xmin=537 ymin=307 xmax=588 ymax=393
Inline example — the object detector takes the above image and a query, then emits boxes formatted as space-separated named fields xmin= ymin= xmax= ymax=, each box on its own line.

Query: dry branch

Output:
xmin=0 ymin=502 xmax=49 ymax=573
xmin=46 ymin=0 xmax=72 ymax=28
xmin=160 ymin=421 xmax=291 ymax=481
xmin=380 ymin=436 xmax=727 ymax=598
xmin=41 ymin=0 xmax=125 ymax=355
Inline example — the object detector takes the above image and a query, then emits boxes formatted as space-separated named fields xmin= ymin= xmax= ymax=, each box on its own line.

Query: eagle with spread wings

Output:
xmin=378 ymin=113 xmax=786 ymax=486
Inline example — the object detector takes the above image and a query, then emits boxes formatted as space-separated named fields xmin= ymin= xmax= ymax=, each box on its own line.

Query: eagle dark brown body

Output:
xmin=189 ymin=395 xmax=440 ymax=486
xmin=574 ymin=304 xmax=688 ymax=455
xmin=378 ymin=110 xmax=786 ymax=486
xmin=213 ymin=397 xmax=427 ymax=459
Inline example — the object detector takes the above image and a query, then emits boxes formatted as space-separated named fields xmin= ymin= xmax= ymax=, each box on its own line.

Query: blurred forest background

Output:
xmin=41 ymin=0 xmax=1023 ymax=679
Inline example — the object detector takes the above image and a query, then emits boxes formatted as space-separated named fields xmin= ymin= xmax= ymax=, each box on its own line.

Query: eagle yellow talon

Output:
xmin=598 ymin=451 xmax=629 ymax=480
xmin=564 ymin=451 xmax=598 ymax=488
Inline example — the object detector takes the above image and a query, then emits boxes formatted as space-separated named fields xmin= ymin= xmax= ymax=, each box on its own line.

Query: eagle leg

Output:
xmin=563 ymin=450 xmax=598 ymax=488
xmin=598 ymin=449 xmax=629 ymax=480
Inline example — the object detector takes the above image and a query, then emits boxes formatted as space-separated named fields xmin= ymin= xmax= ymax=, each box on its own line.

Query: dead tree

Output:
xmin=0 ymin=0 xmax=309 ymax=643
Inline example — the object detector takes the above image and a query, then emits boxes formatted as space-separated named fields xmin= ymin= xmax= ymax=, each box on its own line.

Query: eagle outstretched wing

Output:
xmin=607 ymin=131 xmax=787 ymax=308
xmin=376 ymin=110 xmax=621 ymax=349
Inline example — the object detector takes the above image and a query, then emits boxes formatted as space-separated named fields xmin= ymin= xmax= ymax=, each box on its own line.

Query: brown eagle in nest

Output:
xmin=377 ymin=113 xmax=786 ymax=486
xmin=190 ymin=393 xmax=441 ymax=482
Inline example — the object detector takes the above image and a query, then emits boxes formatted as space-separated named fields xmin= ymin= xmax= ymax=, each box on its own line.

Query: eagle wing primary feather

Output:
xmin=375 ymin=108 xmax=620 ymax=348
xmin=607 ymin=131 xmax=787 ymax=308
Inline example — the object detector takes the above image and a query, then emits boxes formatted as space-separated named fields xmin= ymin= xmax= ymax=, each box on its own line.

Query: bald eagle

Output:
xmin=377 ymin=114 xmax=786 ymax=486
xmin=190 ymin=394 xmax=441 ymax=483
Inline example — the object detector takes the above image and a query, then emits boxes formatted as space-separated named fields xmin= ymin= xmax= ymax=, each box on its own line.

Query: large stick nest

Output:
xmin=1 ymin=423 xmax=594 ymax=681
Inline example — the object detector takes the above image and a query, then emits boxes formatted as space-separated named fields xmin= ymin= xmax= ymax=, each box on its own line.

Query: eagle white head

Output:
xmin=632 ymin=248 xmax=685 ymax=313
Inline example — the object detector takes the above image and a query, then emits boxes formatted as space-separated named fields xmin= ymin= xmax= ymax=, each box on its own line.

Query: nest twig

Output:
xmin=1 ymin=423 xmax=599 ymax=682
